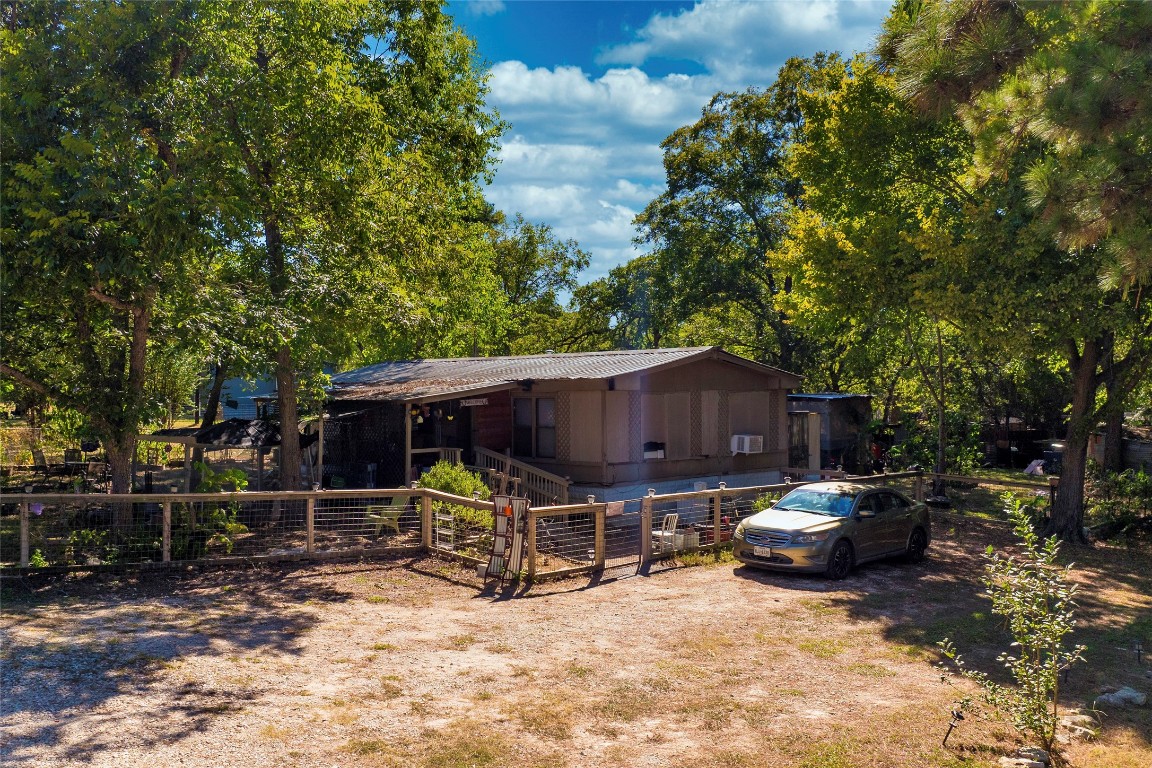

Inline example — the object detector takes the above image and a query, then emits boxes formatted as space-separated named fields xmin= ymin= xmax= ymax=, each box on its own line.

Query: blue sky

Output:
xmin=448 ymin=0 xmax=892 ymax=281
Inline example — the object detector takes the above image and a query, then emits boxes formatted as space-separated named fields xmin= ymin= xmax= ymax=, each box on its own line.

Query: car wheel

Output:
xmin=825 ymin=540 xmax=853 ymax=580
xmin=905 ymin=528 xmax=928 ymax=564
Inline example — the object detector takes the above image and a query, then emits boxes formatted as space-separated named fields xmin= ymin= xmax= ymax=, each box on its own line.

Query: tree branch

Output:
xmin=87 ymin=286 xmax=135 ymax=312
xmin=0 ymin=363 xmax=53 ymax=397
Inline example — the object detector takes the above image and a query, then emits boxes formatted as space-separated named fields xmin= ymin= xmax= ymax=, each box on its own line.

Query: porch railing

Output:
xmin=472 ymin=446 xmax=570 ymax=506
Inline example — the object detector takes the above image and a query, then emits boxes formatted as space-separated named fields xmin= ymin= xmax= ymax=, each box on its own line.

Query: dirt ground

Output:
xmin=1 ymin=516 xmax=1150 ymax=768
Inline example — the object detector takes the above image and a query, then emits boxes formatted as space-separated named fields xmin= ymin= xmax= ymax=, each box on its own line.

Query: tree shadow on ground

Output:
xmin=0 ymin=565 xmax=356 ymax=765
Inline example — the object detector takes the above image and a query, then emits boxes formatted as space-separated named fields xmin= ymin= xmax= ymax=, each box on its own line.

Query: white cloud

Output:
xmin=463 ymin=0 xmax=505 ymax=17
xmin=476 ymin=1 xmax=889 ymax=281
xmin=488 ymin=61 xmax=713 ymax=143
xmin=598 ymin=0 xmax=881 ymax=87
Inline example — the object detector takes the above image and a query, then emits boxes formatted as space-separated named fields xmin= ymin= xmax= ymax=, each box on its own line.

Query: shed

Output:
xmin=787 ymin=393 xmax=873 ymax=473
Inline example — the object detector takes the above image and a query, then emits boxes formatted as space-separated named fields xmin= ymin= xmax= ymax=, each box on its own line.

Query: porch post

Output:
xmin=316 ymin=412 xmax=325 ymax=488
xmin=183 ymin=444 xmax=192 ymax=491
xmin=404 ymin=402 xmax=413 ymax=485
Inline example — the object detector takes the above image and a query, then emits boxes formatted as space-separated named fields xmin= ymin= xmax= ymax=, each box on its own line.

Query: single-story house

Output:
xmin=320 ymin=347 xmax=803 ymax=503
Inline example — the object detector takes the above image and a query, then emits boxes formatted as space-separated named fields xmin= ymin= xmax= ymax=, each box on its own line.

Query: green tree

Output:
xmin=778 ymin=56 xmax=985 ymax=481
xmin=187 ymin=0 xmax=503 ymax=488
xmin=2 ymin=1 xmax=210 ymax=495
xmin=489 ymin=213 xmax=589 ymax=355
xmin=880 ymin=0 xmax=1152 ymax=540
xmin=564 ymin=255 xmax=682 ymax=352
xmin=632 ymin=55 xmax=846 ymax=369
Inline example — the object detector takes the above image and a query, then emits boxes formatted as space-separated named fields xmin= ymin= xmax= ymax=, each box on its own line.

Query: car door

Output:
xmin=852 ymin=492 xmax=887 ymax=560
xmin=876 ymin=491 xmax=914 ymax=554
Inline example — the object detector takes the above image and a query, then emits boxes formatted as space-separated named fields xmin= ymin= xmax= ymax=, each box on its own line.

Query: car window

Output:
xmin=775 ymin=489 xmax=855 ymax=517
xmin=858 ymin=494 xmax=882 ymax=515
xmin=877 ymin=492 xmax=908 ymax=512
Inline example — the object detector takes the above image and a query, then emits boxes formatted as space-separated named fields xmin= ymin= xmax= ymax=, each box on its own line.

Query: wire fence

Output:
xmin=1 ymin=471 xmax=1055 ymax=579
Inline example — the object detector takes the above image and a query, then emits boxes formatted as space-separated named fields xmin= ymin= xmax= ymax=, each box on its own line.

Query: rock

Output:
xmin=1060 ymin=712 xmax=1098 ymax=729
xmin=1095 ymin=686 xmax=1148 ymax=708
xmin=1016 ymin=747 xmax=1050 ymax=764
xmin=997 ymin=758 xmax=1044 ymax=768
xmin=1065 ymin=725 xmax=1097 ymax=741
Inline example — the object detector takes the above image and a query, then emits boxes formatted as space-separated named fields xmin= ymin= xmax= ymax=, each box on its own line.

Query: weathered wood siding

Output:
xmin=472 ymin=390 xmax=513 ymax=454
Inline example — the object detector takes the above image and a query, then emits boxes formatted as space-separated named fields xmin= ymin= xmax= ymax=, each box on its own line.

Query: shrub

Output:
xmin=1086 ymin=467 xmax=1152 ymax=538
xmin=417 ymin=461 xmax=490 ymax=500
xmin=418 ymin=461 xmax=493 ymax=557
xmin=938 ymin=493 xmax=1085 ymax=752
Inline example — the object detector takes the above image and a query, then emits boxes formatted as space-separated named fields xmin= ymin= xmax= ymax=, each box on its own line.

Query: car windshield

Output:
xmin=772 ymin=489 xmax=856 ymax=517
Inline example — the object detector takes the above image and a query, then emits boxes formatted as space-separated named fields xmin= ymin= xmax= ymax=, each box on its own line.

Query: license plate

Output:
xmin=753 ymin=545 xmax=772 ymax=557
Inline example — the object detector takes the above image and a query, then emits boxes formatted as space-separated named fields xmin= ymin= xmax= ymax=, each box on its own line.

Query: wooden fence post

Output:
xmin=305 ymin=496 xmax=315 ymax=555
xmin=593 ymin=505 xmax=605 ymax=568
xmin=19 ymin=502 xmax=29 ymax=567
xmin=527 ymin=509 xmax=538 ymax=579
xmin=162 ymin=501 xmax=172 ymax=563
xmin=420 ymin=490 xmax=432 ymax=551
xmin=640 ymin=490 xmax=654 ymax=565
xmin=711 ymin=490 xmax=723 ymax=548
xmin=915 ymin=473 xmax=925 ymax=502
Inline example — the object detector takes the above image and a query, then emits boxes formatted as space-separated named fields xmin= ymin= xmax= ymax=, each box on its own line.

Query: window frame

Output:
xmin=512 ymin=395 xmax=557 ymax=459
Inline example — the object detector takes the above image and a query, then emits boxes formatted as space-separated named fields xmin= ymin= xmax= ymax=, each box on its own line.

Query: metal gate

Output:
xmin=603 ymin=499 xmax=644 ymax=569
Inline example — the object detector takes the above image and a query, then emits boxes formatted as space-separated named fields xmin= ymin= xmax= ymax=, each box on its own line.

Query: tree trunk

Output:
xmin=1102 ymin=407 xmax=1124 ymax=473
xmin=933 ymin=326 xmax=947 ymax=495
xmin=105 ymin=437 xmax=136 ymax=535
xmin=1045 ymin=340 xmax=1099 ymax=543
xmin=191 ymin=362 xmax=228 ymax=490
xmin=275 ymin=345 xmax=301 ymax=491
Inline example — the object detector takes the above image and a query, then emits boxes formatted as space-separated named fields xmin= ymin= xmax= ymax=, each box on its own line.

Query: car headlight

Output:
xmin=792 ymin=531 xmax=832 ymax=544
xmin=733 ymin=522 xmax=746 ymax=539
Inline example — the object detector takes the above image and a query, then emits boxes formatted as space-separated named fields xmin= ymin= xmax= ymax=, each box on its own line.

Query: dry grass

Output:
xmin=0 ymin=515 xmax=1148 ymax=768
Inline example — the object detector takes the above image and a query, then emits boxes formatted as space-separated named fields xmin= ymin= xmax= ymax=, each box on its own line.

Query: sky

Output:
xmin=447 ymin=0 xmax=893 ymax=283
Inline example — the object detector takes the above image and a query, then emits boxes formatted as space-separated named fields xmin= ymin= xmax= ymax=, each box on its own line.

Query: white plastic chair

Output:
xmin=652 ymin=513 xmax=679 ymax=554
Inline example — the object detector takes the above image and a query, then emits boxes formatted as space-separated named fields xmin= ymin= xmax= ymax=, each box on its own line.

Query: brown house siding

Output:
xmin=472 ymin=389 xmax=513 ymax=453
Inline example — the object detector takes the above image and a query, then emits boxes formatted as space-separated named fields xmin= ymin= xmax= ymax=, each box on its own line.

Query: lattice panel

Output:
xmin=556 ymin=391 xmax=572 ymax=462
xmin=628 ymin=391 xmax=643 ymax=462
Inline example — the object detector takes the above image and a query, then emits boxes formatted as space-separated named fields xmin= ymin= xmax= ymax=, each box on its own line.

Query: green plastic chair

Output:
xmin=366 ymin=503 xmax=403 ymax=535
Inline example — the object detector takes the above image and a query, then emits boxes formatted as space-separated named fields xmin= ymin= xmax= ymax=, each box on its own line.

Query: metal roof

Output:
xmin=788 ymin=393 xmax=871 ymax=400
xmin=145 ymin=418 xmax=318 ymax=449
xmin=328 ymin=347 xmax=801 ymax=402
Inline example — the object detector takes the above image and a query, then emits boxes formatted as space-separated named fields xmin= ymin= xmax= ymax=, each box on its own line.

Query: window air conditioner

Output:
xmin=730 ymin=434 xmax=764 ymax=454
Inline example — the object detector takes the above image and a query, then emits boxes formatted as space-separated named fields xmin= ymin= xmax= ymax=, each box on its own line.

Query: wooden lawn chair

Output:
xmin=366 ymin=500 xmax=405 ymax=535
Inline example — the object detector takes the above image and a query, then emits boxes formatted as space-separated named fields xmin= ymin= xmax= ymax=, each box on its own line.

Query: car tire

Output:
xmin=905 ymin=528 xmax=928 ymax=564
xmin=825 ymin=540 xmax=853 ymax=580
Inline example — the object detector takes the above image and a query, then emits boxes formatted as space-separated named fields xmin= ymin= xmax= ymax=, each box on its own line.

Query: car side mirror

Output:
xmin=857 ymin=508 xmax=876 ymax=519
